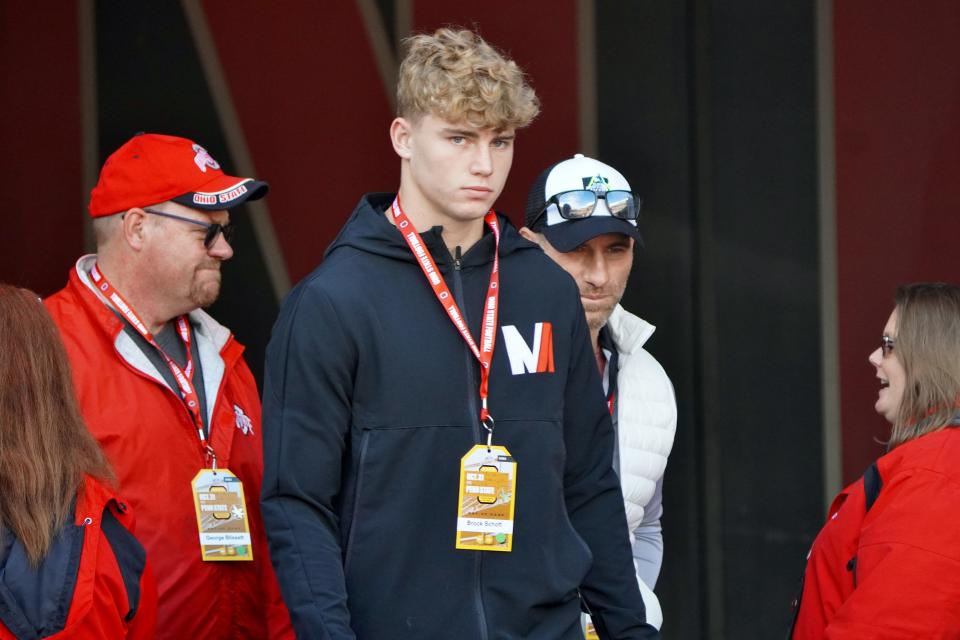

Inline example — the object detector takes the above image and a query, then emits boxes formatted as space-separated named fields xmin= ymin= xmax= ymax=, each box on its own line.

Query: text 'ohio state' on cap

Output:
xmin=88 ymin=132 xmax=269 ymax=218
xmin=524 ymin=154 xmax=643 ymax=252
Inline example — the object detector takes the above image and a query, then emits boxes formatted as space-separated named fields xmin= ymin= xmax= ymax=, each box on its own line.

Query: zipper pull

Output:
xmin=454 ymin=245 xmax=462 ymax=271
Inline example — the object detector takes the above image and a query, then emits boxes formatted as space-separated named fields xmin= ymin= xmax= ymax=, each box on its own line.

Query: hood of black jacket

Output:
xmin=324 ymin=193 xmax=538 ymax=268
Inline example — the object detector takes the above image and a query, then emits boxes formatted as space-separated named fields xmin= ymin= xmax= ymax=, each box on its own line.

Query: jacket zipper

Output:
xmin=452 ymin=244 xmax=489 ymax=640
xmin=453 ymin=246 xmax=482 ymax=446
xmin=205 ymin=335 xmax=237 ymax=441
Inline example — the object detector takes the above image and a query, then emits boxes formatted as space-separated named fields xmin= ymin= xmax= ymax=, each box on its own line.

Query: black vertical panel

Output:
xmin=95 ymin=1 xmax=277 ymax=388
xmin=707 ymin=2 xmax=821 ymax=635
xmin=596 ymin=2 xmax=704 ymax=638
xmin=597 ymin=1 xmax=823 ymax=637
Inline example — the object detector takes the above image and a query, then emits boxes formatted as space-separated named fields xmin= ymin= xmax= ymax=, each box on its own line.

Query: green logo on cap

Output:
xmin=582 ymin=175 xmax=609 ymax=193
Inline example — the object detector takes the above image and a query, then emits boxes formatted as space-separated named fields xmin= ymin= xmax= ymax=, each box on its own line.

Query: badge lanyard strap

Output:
xmin=390 ymin=197 xmax=500 ymax=447
xmin=91 ymin=263 xmax=215 ymax=467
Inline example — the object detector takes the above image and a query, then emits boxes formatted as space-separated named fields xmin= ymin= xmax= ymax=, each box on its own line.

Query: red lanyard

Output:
xmin=596 ymin=348 xmax=615 ymax=416
xmin=90 ymin=263 xmax=212 ymax=462
xmin=391 ymin=197 xmax=500 ymax=443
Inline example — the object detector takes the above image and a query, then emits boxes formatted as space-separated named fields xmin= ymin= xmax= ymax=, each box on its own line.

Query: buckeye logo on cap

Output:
xmin=192 ymin=144 xmax=221 ymax=173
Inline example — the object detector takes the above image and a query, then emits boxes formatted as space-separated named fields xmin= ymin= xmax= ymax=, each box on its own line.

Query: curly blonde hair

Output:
xmin=397 ymin=28 xmax=540 ymax=130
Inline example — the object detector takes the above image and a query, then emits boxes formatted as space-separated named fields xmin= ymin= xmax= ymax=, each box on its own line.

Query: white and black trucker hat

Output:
xmin=524 ymin=154 xmax=642 ymax=252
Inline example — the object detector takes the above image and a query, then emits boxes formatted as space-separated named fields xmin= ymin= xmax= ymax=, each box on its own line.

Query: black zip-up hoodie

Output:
xmin=262 ymin=194 xmax=657 ymax=640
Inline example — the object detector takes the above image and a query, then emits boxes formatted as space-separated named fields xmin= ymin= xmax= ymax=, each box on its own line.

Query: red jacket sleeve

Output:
xmin=825 ymin=469 xmax=960 ymax=638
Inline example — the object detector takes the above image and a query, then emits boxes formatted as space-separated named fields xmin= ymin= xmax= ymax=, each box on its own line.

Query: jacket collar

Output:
xmin=325 ymin=193 xmax=538 ymax=268
xmin=73 ymin=255 xmax=232 ymax=350
xmin=605 ymin=304 xmax=656 ymax=353
xmin=69 ymin=255 xmax=240 ymax=427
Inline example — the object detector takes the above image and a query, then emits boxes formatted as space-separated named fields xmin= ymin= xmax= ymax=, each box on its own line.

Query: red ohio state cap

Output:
xmin=88 ymin=133 xmax=269 ymax=217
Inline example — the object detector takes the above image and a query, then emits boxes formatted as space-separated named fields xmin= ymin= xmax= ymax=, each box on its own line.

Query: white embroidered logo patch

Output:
xmin=192 ymin=144 xmax=221 ymax=173
xmin=233 ymin=404 xmax=254 ymax=436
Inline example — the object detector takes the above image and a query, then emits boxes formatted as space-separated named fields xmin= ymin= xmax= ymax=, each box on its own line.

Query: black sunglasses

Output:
xmin=142 ymin=208 xmax=234 ymax=249
xmin=534 ymin=189 xmax=642 ymax=227
xmin=881 ymin=335 xmax=895 ymax=357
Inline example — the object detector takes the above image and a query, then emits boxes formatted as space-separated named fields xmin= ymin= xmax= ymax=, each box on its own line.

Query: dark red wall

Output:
xmin=0 ymin=4 xmax=84 ymax=296
xmin=204 ymin=1 xmax=397 ymax=282
xmin=204 ymin=0 xmax=579 ymax=283
xmin=0 ymin=3 xmax=578 ymax=289
xmin=834 ymin=1 xmax=960 ymax=481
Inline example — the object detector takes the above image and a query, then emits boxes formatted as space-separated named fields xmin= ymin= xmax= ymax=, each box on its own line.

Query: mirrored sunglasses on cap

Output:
xmin=540 ymin=189 xmax=642 ymax=223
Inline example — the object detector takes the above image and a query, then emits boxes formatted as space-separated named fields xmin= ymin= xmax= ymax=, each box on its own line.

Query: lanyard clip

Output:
xmin=206 ymin=445 xmax=218 ymax=472
xmin=481 ymin=414 xmax=495 ymax=451
xmin=480 ymin=397 xmax=495 ymax=450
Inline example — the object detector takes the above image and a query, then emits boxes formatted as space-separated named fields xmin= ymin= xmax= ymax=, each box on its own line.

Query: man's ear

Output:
xmin=390 ymin=117 xmax=414 ymax=159
xmin=518 ymin=226 xmax=541 ymax=245
xmin=121 ymin=208 xmax=148 ymax=251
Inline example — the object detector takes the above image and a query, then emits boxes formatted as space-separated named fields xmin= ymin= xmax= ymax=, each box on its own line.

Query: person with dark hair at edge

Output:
xmin=791 ymin=283 xmax=960 ymax=638
xmin=261 ymin=28 xmax=658 ymax=640
xmin=44 ymin=134 xmax=293 ymax=639
xmin=520 ymin=155 xmax=677 ymax=635
xmin=0 ymin=283 xmax=157 ymax=639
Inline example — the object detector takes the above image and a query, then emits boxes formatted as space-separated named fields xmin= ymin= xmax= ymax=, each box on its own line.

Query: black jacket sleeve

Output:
xmin=261 ymin=282 xmax=357 ymax=639
xmin=562 ymin=307 xmax=660 ymax=640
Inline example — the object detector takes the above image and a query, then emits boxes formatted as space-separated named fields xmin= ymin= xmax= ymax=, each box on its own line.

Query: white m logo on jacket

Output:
xmin=501 ymin=322 xmax=555 ymax=375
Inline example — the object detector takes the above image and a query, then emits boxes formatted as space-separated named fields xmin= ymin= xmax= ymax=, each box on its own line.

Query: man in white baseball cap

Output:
xmin=521 ymin=154 xmax=677 ymax=633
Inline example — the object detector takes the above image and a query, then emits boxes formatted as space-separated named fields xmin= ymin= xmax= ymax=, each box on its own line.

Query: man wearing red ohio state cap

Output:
xmin=45 ymin=133 xmax=293 ymax=639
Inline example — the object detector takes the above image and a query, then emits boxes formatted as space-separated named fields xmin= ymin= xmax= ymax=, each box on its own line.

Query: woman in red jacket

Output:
xmin=0 ymin=284 xmax=156 ymax=639
xmin=792 ymin=282 xmax=960 ymax=638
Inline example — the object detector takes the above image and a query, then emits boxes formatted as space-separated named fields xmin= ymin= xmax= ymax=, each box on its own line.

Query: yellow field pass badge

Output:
xmin=456 ymin=444 xmax=517 ymax=552
xmin=191 ymin=468 xmax=253 ymax=561
xmin=584 ymin=613 xmax=600 ymax=639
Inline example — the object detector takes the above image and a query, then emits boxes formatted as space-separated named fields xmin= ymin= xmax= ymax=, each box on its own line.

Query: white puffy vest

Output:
xmin=606 ymin=305 xmax=677 ymax=536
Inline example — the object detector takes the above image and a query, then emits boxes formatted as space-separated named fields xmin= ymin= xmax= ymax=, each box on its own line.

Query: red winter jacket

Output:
xmin=792 ymin=427 xmax=960 ymax=639
xmin=45 ymin=257 xmax=292 ymax=640
xmin=0 ymin=476 xmax=156 ymax=640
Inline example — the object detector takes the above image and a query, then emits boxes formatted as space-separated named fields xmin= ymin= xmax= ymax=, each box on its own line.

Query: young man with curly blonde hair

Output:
xmin=262 ymin=28 xmax=658 ymax=639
